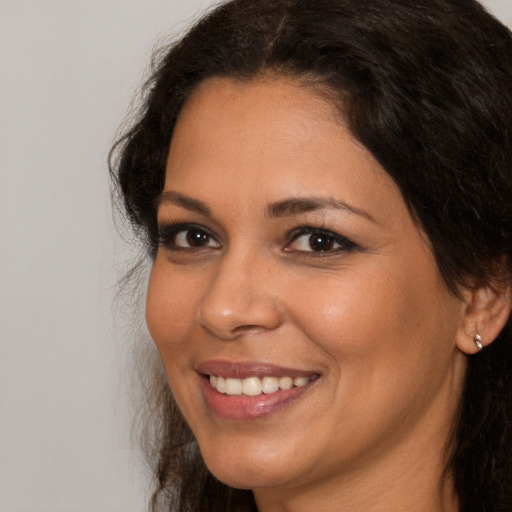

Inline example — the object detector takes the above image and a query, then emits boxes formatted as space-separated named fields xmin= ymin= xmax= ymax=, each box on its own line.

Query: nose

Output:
xmin=197 ymin=250 xmax=283 ymax=340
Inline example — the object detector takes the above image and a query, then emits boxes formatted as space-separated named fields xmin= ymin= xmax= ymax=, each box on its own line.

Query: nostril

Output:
xmin=233 ymin=324 xmax=269 ymax=334
xmin=197 ymin=287 xmax=282 ymax=340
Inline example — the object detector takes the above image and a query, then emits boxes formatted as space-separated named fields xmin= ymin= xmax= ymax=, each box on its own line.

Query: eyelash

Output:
xmin=157 ymin=223 xmax=358 ymax=255
xmin=286 ymin=227 xmax=357 ymax=254
xmin=157 ymin=223 xmax=220 ymax=250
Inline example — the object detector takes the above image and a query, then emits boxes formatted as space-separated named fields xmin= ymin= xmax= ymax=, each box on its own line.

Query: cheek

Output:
xmin=287 ymin=255 xmax=459 ymax=378
xmin=145 ymin=261 xmax=206 ymax=420
xmin=287 ymin=265 xmax=401 ymax=345
xmin=145 ymin=259 xmax=198 ymax=360
xmin=284 ymin=258 xmax=463 ymax=444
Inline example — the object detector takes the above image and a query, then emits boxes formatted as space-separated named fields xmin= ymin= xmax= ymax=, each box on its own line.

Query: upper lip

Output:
xmin=196 ymin=359 xmax=320 ymax=379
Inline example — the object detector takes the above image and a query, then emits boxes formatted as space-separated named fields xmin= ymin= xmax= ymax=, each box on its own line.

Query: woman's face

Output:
xmin=146 ymin=77 xmax=469 ymax=496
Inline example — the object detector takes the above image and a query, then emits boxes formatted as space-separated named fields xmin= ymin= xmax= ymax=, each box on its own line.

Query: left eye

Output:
xmin=288 ymin=230 xmax=355 ymax=253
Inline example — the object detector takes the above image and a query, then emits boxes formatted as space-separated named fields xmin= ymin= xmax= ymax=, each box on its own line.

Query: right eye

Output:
xmin=158 ymin=224 xmax=221 ymax=250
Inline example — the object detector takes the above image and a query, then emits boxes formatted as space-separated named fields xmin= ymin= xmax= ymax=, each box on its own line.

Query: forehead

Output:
xmin=173 ymin=76 xmax=342 ymax=151
xmin=180 ymin=74 xmax=342 ymax=121
xmin=164 ymin=76 xmax=404 ymax=227
xmin=168 ymin=76 xmax=374 ymax=179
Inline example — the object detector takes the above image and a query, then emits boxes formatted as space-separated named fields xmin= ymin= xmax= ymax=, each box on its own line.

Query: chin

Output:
xmin=199 ymin=438 xmax=307 ymax=491
xmin=206 ymin=462 xmax=294 ymax=491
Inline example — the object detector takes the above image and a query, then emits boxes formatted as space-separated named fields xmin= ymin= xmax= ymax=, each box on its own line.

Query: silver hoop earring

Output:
xmin=474 ymin=333 xmax=483 ymax=352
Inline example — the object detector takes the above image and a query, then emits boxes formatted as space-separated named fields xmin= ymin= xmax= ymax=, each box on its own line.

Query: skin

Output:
xmin=146 ymin=76 xmax=477 ymax=511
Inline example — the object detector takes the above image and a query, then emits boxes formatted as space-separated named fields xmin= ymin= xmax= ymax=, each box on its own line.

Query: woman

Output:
xmin=110 ymin=0 xmax=512 ymax=510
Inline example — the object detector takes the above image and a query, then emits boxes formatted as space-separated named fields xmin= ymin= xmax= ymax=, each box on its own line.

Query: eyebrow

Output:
xmin=158 ymin=191 xmax=211 ymax=215
xmin=266 ymin=197 xmax=377 ymax=223
xmin=158 ymin=191 xmax=376 ymax=223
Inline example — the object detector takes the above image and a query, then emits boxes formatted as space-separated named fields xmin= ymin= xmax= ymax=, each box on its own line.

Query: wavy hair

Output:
xmin=110 ymin=1 xmax=512 ymax=510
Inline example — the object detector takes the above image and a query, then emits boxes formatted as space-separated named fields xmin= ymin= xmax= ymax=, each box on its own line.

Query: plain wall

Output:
xmin=0 ymin=1 xmax=511 ymax=511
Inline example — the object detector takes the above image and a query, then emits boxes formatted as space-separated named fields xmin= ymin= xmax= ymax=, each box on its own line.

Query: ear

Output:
xmin=456 ymin=279 xmax=512 ymax=354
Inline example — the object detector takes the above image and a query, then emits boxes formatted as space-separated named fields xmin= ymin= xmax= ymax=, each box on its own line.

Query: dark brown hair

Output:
xmin=110 ymin=1 xmax=512 ymax=510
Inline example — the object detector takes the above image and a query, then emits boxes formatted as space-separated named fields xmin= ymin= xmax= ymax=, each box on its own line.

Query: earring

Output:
xmin=474 ymin=333 xmax=483 ymax=352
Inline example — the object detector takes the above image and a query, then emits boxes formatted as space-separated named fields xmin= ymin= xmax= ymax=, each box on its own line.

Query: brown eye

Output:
xmin=308 ymin=233 xmax=335 ymax=251
xmin=185 ymin=229 xmax=211 ymax=247
xmin=158 ymin=225 xmax=221 ymax=250
xmin=287 ymin=228 xmax=357 ymax=254
xmin=158 ymin=223 xmax=221 ymax=251
xmin=172 ymin=228 xmax=220 ymax=249
xmin=290 ymin=232 xmax=338 ymax=252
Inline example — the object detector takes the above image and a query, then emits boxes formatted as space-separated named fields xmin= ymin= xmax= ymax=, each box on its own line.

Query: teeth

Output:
xmin=279 ymin=376 xmax=293 ymax=390
xmin=262 ymin=376 xmax=279 ymax=394
xmin=293 ymin=377 xmax=309 ymax=387
xmin=209 ymin=374 xmax=312 ymax=396
xmin=225 ymin=378 xmax=242 ymax=395
xmin=216 ymin=376 xmax=227 ymax=394
xmin=242 ymin=376 xmax=262 ymax=396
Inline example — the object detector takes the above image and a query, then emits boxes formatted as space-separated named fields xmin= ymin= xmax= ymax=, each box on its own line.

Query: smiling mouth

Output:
xmin=198 ymin=363 xmax=320 ymax=420
xmin=208 ymin=374 xmax=318 ymax=396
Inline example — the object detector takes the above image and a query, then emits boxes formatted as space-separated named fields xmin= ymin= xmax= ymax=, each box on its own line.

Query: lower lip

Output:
xmin=201 ymin=376 xmax=316 ymax=421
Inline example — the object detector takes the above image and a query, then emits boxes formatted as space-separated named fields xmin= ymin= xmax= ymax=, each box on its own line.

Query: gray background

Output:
xmin=1 ymin=1 xmax=511 ymax=511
